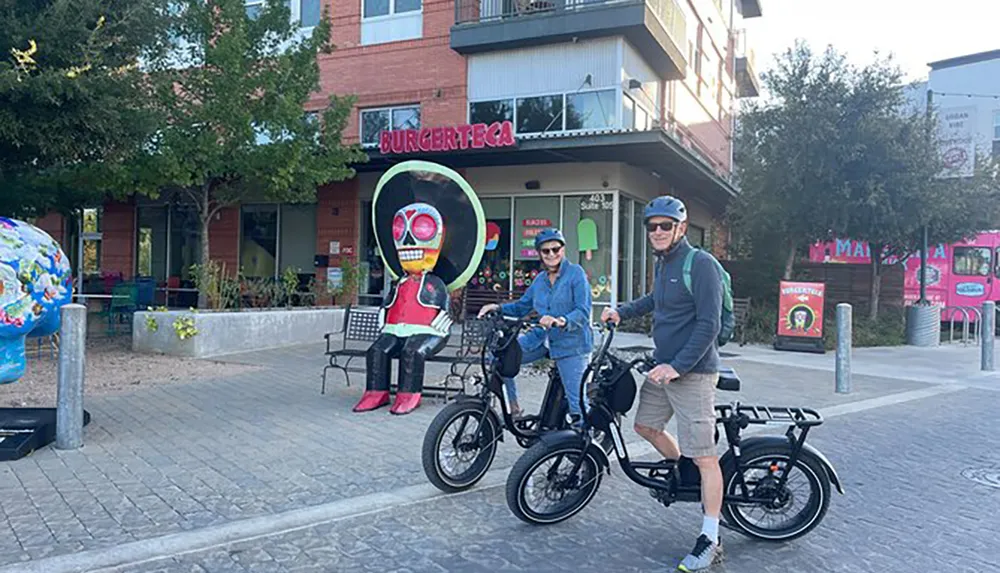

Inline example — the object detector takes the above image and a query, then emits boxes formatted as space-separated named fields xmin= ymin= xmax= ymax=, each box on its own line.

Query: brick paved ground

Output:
xmin=0 ymin=334 xmax=966 ymax=570
xmin=116 ymin=386 xmax=1000 ymax=573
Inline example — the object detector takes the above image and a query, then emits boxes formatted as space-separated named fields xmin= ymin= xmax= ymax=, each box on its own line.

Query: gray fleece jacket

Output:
xmin=617 ymin=237 xmax=722 ymax=375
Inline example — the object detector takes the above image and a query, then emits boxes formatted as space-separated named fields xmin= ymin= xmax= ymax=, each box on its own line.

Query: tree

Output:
xmin=1 ymin=0 xmax=170 ymax=219
xmin=837 ymin=57 xmax=1000 ymax=319
xmin=131 ymin=0 xmax=366 ymax=307
xmin=729 ymin=42 xmax=854 ymax=280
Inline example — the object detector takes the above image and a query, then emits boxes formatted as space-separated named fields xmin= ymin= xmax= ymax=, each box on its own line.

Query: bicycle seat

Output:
xmin=717 ymin=367 xmax=741 ymax=392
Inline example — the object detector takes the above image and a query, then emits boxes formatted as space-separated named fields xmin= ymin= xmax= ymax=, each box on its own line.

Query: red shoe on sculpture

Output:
xmin=390 ymin=392 xmax=422 ymax=415
xmin=353 ymin=390 xmax=390 ymax=412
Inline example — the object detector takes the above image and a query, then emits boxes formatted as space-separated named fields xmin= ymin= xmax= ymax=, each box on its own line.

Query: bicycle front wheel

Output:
xmin=505 ymin=437 xmax=603 ymax=525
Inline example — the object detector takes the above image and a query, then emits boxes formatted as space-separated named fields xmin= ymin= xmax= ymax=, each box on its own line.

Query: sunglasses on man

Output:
xmin=540 ymin=246 xmax=563 ymax=255
xmin=646 ymin=221 xmax=677 ymax=233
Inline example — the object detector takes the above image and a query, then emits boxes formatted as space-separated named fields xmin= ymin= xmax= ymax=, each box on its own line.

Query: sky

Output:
xmin=741 ymin=0 xmax=1000 ymax=83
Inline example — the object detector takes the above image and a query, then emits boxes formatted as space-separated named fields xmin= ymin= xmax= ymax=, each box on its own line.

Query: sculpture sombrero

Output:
xmin=372 ymin=160 xmax=486 ymax=292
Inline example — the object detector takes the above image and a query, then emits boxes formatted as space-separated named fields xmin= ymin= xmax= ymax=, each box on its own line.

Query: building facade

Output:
xmin=35 ymin=0 xmax=763 ymax=315
xmin=904 ymin=49 xmax=1000 ymax=178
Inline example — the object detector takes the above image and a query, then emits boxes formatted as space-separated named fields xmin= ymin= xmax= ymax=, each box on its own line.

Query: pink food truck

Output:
xmin=808 ymin=231 xmax=1000 ymax=319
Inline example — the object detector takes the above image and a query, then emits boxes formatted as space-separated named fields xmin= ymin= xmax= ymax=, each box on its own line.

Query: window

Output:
xmin=241 ymin=205 xmax=279 ymax=279
xmin=633 ymin=200 xmax=645 ymax=298
xmin=563 ymin=194 xmax=614 ymax=304
xmin=80 ymin=208 xmax=103 ymax=277
xmin=245 ymin=1 xmax=320 ymax=28
xmin=954 ymin=247 xmax=991 ymax=276
xmin=688 ymin=224 xmax=706 ymax=248
xmin=169 ymin=205 xmax=201 ymax=282
xmin=245 ymin=0 xmax=265 ymax=19
xmin=470 ymin=198 xmax=513 ymax=293
xmin=363 ymin=0 xmax=420 ymax=18
xmin=566 ymin=89 xmax=617 ymax=131
xmin=993 ymin=111 xmax=1000 ymax=159
xmin=470 ymin=99 xmax=514 ymax=125
xmin=472 ymin=89 xmax=634 ymax=135
xmin=359 ymin=105 xmax=420 ymax=147
xmin=512 ymin=197 xmax=561 ymax=291
xmin=618 ymin=197 xmax=631 ymax=303
xmin=516 ymin=95 xmax=563 ymax=134
xmin=622 ymin=95 xmax=635 ymax=130
xmin=136 ymin=206 xmax=168 ymax=281
xmin=279 ymin=204 xmax=317 ymax=276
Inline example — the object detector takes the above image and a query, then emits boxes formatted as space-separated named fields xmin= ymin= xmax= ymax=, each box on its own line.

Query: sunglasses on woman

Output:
xmin=540 ymin=246 xmax=563 ymax=255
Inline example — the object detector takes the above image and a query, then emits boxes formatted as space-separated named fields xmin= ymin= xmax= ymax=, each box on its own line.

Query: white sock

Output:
xmin=701 ymin=516 xmax=719 ymax=544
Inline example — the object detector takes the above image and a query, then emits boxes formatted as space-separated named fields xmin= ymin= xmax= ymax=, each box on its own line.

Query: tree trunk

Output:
xmin=783 ymin=239 xmax=797 ymax=280
xmin=869 ymin=248 xmax=882 ymax=321
xmin=197 ymin=185 xmax=212 ymax=309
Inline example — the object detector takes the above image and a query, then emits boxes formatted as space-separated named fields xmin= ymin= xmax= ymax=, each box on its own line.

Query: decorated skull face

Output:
xmin=392 ymin=203 xmax=444 ymax=274
xmin=793 ymin=309 xmax=808 ymax=330
xmin=0 ymin=218 xmax=73 ymax=384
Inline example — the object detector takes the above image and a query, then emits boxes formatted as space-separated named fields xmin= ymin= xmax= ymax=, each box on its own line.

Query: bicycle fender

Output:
xmin=537 ymin=430 xmax=611 ymax=473
xmin=724 ymin=436 xmax=844 ymax=495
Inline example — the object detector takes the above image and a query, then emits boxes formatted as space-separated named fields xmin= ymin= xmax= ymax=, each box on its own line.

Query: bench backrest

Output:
xmin=344 ymin=306 xmax=381 ymax=343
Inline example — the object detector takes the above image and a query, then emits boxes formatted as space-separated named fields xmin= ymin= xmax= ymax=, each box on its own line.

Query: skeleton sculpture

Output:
xmin=0 ymin=218 xmax=73 ymax=385
xmin=353 ymin=161 xmax=485 ymax=415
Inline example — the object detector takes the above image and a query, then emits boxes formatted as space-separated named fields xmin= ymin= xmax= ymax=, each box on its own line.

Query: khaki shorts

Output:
xmin=634 ymin=371 xmax=718 ymax=459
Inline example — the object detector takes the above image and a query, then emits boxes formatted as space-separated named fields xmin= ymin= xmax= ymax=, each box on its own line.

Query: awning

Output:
xmin=353 ymin=127 xmax=738 ymax=207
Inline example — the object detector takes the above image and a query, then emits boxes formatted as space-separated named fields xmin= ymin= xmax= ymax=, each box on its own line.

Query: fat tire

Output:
xmin=422 ymin=400 xmax=499 ymax=493
xmin=722 ymin=443 xmax=832 ymax=541
xmin=505 ymin=438 xmax=602 ymax=525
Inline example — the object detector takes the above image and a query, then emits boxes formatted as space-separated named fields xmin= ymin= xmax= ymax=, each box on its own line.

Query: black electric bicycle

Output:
xmin=505 ymin=321 xmax=844 ymax=542
xmin=421 ymin=308 xmax=579 ymax=493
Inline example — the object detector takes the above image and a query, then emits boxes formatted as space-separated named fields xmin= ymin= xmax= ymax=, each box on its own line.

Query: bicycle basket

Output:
xmin=494 ymin=334 xmax=522 ymax=378
xmin=596 ymin=353 xmax=636 ymax=414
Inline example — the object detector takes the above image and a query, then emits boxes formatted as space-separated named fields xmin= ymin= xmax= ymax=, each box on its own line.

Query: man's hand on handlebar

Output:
xmin=478 ymin=303 xmax=500 ymax=319
xmin=601 ymin=307 xmax=621 ymax=325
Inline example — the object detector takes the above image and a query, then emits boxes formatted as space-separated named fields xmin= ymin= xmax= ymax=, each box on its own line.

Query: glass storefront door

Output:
xmin=563 ymin=193 xmax=614 ymax=307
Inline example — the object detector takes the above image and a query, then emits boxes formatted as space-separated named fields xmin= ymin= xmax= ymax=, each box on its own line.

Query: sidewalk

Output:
xmin=0 ymin=331 xmax=970 ymax=569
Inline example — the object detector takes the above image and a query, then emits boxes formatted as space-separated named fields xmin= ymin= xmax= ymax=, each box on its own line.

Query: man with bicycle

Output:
xmin=602 ymin=196 xmax=725 ymax=571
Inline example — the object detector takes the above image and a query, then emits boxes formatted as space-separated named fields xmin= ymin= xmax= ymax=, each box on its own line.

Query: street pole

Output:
xmin=919 ymin=88 xmax=933 ymax=304
xmin=983 ymin=301 xmax=995 ymax=371
xmin=836 ymin=303 xmax=852 ymax=393
xmin=56 ymin=303 xmax=87 ymax=450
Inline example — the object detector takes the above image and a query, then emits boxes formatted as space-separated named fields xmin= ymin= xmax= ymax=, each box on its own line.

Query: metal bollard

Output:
xmin=835 ymin=303 xmax=852 ymax=394
xmin=56 ymin=304 xmax=87 ymax=450
xmin=982 ymin=301 xmax=995 ymax=371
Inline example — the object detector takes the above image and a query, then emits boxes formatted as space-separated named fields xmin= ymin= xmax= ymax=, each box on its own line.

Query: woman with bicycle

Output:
xmin=478 ymin=228 xmax=593 ymax=425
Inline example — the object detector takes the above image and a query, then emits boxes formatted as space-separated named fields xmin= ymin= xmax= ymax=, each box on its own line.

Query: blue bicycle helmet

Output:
xmin=534 ymin=227 xmax=566 ymax=250
xmin=643 ymin=195 xmax=687 ymax=223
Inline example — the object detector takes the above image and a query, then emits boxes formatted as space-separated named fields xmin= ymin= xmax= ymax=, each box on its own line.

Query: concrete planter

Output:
xmin=132 ymin=307 xmax=346 ymax=358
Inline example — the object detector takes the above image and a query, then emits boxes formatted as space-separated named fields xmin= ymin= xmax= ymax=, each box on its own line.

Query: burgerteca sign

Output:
xmin=379 ymin=120 xmax=516 ymax=155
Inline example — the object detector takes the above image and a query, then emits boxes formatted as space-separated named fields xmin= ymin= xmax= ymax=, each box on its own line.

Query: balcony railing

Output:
xmin=734 ymin=28 xmax=755 ymax=70
xmin=454 ymin=0 xmax=686 ymax=51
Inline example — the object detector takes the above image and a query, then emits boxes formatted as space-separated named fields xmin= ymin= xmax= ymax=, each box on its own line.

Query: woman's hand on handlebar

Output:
xmin=478 ymin=303 xmax=500 ymax=319
xmin=539 ymin=315 xmax=566 ymax=329
xmin=601 ymin=307 xmax=621 ymax=326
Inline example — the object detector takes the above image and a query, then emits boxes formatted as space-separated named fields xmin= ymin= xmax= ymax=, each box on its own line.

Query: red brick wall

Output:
xmin=34 ymin=213 xmax=67 ymax=246
xmin=316 ymin=179 xmax=360 ymax=301
xmin=101 ymin=201 xmax=135 ymax=278
xmin=209 ymin=206 xmax=240 ymax=276
xmin=310 ymin=0 xmax=468 ymax=144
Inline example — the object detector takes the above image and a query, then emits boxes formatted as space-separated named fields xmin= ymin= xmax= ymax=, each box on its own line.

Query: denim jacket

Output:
xmin=501 ymin=259 xmax=593 ymax=360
